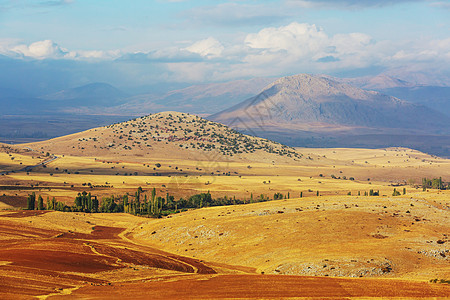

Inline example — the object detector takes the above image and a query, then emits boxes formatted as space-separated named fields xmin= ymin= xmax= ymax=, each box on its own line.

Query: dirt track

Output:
xmin=0 ymin=213 xmax=217 ymax=299
xmin=0 ymin=211 xmax=449 ymax=299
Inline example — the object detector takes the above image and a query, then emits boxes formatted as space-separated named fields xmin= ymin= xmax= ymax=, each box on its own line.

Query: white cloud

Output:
xmin=11 ymin=40 xmax=67 ymax=58
xmin=245 ymin=23 xmax=327 ymax=54
xmin=134 ymin=21 xmax=450 ymax=83
xmin=1 ymin=22 xmax=449 ymax=84
xmin=185 ymin=37 xmax=224 ymax=58
xmin=389 ymin=37 xmax=450 ymax=66
xmin=75 ymin=49 xmax=121 ymax=59
xmin=0 ymin=39 xmax=120 ymax=60
xmin=240 ymin=22 xmax=380 ymax=72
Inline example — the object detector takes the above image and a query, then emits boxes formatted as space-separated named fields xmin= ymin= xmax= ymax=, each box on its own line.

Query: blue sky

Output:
xmin=0 ymin=0 xmax=449 ymax=91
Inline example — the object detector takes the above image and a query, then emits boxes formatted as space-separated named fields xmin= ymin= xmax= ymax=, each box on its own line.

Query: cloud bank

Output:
xmin=0 ymin=21 xmax=449 ymax=85
xmin=0 ymin=39 xmax=120 ymax=60
xmin=161 ymin=22 xmax=450 ymax=82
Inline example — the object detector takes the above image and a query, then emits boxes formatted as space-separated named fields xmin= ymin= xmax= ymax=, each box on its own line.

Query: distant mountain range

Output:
xmin=2 ymin=73 xmax=448 ymax=117
xmin=0 ymin=78 xmax=275 ymax=116
xmin=377 ymin=86 xmax=450 ymax=117
xmin=115 ymin=77 xmax=275 ymax=115
xmin=333 ymin=74 xmax=450 ymax=117
xmin=0 ymin=87 xmax=50 ymax=114
xmin=40 ymin=82 xmax=129 ymax=109
xmin=210 ymin=74 xmax=449 ymax=133
xmin=1 ymin=72 xmax=449 ymax=156
xmin=210 ymin=74 xmax=450 ymax=156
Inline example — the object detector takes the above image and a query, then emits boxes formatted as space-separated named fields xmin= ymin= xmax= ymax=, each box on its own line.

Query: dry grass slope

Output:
xmin=0 ymin=111 xmax=449 ymax=298
xmin=24 ymin=111 xmax=301 ymax=163
xmin=130 ymin=192 xmax=450 ymax=280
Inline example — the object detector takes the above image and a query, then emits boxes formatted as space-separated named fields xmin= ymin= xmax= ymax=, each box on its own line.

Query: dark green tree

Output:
xmin=37 ymin=195 xmax=44 ymax=210
xmin=46 ymin=196 xmax=51 ymax=210
xmin=27 ymin=192 xmax=36 ymax=210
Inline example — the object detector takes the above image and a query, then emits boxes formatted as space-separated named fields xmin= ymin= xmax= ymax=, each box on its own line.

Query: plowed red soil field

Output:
xmin=56 ymin=274 xmax=450 ymax=299
xmin=0 ymin=211 xmax=449 ymax=299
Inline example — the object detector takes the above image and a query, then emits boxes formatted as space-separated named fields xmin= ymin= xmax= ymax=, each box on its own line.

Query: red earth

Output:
xmin=55 ymin=274 xmax=450 ymax=299
xmin=0 ymin=212 xmax=449 ymax=299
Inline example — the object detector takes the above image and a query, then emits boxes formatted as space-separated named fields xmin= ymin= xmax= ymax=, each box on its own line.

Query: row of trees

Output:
xmin=27 ymin=192 xmax=67 ymax=211
xmin=25 ymin=188 xmax=291 ymax=217
xmin=25 ymin=180 xmax=443 ymax=216
xmin=422 ymin=177 xmax=447 ymax=190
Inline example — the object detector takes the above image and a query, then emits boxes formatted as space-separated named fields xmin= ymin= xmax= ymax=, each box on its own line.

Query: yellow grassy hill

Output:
xmin=22 ymin=111 xmax=307 ymax=164
xmin=130 ymin=191 xmax=450 ymax=280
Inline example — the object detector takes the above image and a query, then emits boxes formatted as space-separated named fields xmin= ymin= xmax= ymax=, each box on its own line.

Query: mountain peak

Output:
xmin=250 ymin=73 xmax=380 ymax=106
xmin=210 ymin=73 xmax=449 ymax=134
xmin=40 ymin=82 xmax=128 ymax=107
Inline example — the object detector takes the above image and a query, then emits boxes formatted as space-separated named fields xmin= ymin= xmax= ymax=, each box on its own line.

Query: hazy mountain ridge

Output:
xmin=379 ymin=86 xmax=450 ymax=116
xmin=40 ymin=82 xmax=129 ymax=107
xmin=210 ymin=74 xmax=450 ymax=156
xmin=0 ymin=87 xmax=51 ymax=115
xmin=331 ymin=74 xmax=450 ymax=117
xmin=210 ymin=74 xmax=449 ymax=132
xmin=2 ymin=72 xmax=448 ymax=155
xmin=115 ymin=77 xmax=276 ymax=115
xmin=330 ymin=74 xmax=417 ymax=90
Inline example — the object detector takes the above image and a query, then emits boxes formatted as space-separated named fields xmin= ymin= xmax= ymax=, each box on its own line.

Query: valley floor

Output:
xmin=0 ymin=198 xmax=449 ymax=299
xmin=0 ymin=144 xmax=449 ymax=298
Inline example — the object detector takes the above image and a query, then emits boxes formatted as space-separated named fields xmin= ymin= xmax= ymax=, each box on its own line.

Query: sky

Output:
xmin=0 ymin=0 xmax=449 ymax=93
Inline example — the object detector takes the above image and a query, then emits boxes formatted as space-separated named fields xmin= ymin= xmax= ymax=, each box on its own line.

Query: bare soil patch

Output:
xmin=53 ymin=274 xmax=450 ymax=299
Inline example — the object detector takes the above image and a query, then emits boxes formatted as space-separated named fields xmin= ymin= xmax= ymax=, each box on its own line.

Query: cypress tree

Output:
xmin=75 ymin=193 xmax=82 ymax=210
xmin=147 ymin=199 xmax=152 ymax=216
xmin=92 ymin=196 xmax=99 ymax=212
xmin=151 ymin=188 xmax=156 ymax=215
xmin=89 ymin=193 xmax=93 ymax=210
xmin=123 ymin=194 xmax=129 ymax=213
xmin=37 ymin=195 xmax=44 ymax=210
xmin=135 ymin=189 xmax=141 ymax=213
xmin=27 ymin=192 xmax=36 ymax=210
xmin=46 ymin=196 xmax=51 ymax=210
xmin=143 ymin=194 xmax=148 ymax=214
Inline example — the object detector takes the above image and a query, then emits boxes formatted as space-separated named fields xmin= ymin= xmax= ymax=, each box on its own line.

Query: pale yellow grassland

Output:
xmin=129 ymin=191 xmax=450 ymax=280
xmin=0 ymin=152 xmax=44 ymax=172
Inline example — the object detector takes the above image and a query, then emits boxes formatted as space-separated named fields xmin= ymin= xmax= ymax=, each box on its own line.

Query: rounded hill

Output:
xmin=23 ymin=112 xmax=302 ymax=163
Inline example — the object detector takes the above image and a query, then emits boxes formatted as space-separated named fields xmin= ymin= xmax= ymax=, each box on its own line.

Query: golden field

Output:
xmin=0 ymin=113 xmax=449 ymax=299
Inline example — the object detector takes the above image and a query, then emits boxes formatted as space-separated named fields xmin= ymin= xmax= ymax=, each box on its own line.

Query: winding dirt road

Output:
xmin=0 ymin=211 xmax=449 ymax=299
xmin=0 ymin=151 xmax=58 ymax=176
